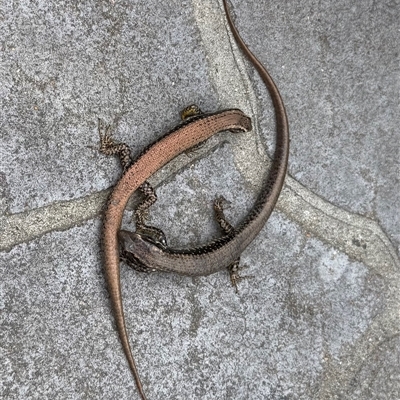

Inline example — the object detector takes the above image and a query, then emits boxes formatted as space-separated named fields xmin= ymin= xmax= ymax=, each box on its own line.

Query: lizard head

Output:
xmin=118 ymin=230 xmax=166 ymax=273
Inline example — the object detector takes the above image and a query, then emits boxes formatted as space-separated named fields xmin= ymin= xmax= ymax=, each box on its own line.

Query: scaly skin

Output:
xmin=105 ymin=0 xmax=290 ymax=397
xmin=120 ymin=0 xmax=289 ymax=282
xmin=102 ymin=109 xmax=251 ymax=400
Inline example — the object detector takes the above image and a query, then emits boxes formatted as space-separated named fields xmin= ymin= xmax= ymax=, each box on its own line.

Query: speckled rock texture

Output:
xmin=1 ymin=1 xmax=399 ymax=399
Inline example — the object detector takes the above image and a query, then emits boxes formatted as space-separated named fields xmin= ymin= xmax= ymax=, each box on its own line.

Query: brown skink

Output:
xmin=119 ymin=0 xmax=289 ymax=280
xmin=101 ymin=109 xmax=251 ymax=400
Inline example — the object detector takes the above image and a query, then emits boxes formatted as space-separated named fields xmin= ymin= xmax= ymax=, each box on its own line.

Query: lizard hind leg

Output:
xmin=227 ymin=261 xmax=254 ymax=294
xmin=97 ymin=118 xmax=132 ymax=172
xmin=133 ymin=181 xmax=169 ymax=250
xmin=213 ymin=195 xmax=253 ymax=293
xmin=213 ymin=195 xmax=235 ymax=235
xmin=134 ymin=181 xmax=158 ymax=227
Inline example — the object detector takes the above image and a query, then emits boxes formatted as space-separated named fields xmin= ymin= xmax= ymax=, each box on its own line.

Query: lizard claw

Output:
xmin=228 ymin=262 xmax=254 ymax=293
xmin=97 ymin=119 xmax=116 ymax=153
xmin=214 ymin=195 xmax=232 ymax=210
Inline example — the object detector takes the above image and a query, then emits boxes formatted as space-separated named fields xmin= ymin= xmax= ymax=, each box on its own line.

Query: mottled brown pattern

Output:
xmin=98 ymin=119 xmax=132 ymax=173
xmin=213 ymin=195 xmax=235 ymax=235
xmin=134 ymin=181 xmax=157 ymax=227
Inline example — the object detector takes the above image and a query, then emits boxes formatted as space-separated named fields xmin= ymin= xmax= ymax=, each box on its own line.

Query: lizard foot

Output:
xmin=228 ymin=261 xmax=254 ymax=293
xmin=180 ymin=104 xmax=203 ymax=120
xmin=214 ymin=195 xmax=235 ymax=236
xmin=96 ymin=118 xmax=132 ymax=172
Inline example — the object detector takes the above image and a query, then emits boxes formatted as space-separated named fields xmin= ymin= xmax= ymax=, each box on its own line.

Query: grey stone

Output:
xmin=1 ymin=0 xmax=399 ymax=399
